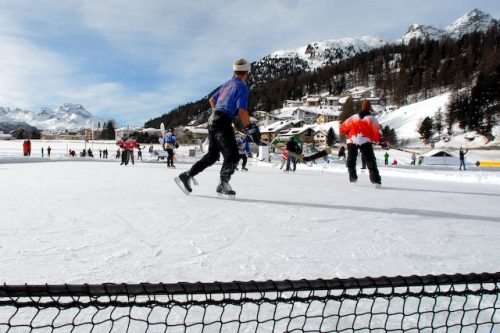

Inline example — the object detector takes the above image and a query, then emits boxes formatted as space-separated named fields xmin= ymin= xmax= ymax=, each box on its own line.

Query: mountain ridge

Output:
xmin=0 ymin=103 xmax=105 ymax=132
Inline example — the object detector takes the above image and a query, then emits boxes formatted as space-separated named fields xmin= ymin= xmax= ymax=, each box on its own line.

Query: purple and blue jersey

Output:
xmin=211 ymin=77 xmax=249 ymax=118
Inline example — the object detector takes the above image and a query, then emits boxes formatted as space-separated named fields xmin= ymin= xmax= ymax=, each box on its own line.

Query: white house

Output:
xmin=0 ymin=131 xmax=13 ymax=140
xmin=283 ymin=100 xmax=303 ymax=108
xmin=420 ymin=150 xmax=461 ymax=166
xmin=313 ymin=129 xmax=329 ymax=147
xmin=301 ymin=95 xmax=321 ymax=107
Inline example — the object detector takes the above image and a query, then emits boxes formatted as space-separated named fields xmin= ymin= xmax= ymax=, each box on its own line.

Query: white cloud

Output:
xmin=0 ymin=36 xmax=73 ymax=108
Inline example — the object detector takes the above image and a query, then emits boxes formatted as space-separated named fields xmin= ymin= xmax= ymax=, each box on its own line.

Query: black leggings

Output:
xmin=189 ymin=111 xmax=239 ymax=182
xmin=166 ymin=148 xmax=174 ymax=166
xmin=239 ymin=154 xmax=247 ymax=168
xmin=347 ymin=143 xmax=381 ymax=183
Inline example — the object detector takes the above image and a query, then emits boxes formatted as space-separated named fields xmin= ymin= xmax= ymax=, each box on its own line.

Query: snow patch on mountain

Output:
xmin=400 ymin=24 xmax=447 ymax=44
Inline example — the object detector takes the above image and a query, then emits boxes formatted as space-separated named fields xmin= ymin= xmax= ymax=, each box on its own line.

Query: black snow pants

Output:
xmin=347 ymin=143 xmax=381 ymax=184
xmin=166 ymin=148 xmax=174 ymax=166
xmin=189 ymin=111 xmax=239 ymax=183
xmin=238 ymin=154 xmax=247 ymax=169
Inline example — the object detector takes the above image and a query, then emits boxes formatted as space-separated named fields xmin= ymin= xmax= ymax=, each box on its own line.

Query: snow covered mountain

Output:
xmin=0 ymin=104 xmax=105 ymax=132
xmin=400 ymin=9 xmax=497 ymax=44
xmin=446 ymin=8 xmax=497 ymax=37
xmin=251 ymin=9 xmax=497 ymax=84
xmin=267 ymin=36 xmax=387 ymax=70
xmin=250 ymin=36 xmax=387 ymax=85
xmin=400 ymin=24 xmax=447 ymax=44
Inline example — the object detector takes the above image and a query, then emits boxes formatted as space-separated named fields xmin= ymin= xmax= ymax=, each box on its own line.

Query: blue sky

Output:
xmin=0 ymin=0 xmax=498 ymax=126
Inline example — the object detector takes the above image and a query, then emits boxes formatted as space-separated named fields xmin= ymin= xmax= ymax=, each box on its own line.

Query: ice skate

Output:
xmin=174 ymin=172 xmax=198 ymax=195
xmin=216 ymin=181 xmax=236 ymax=198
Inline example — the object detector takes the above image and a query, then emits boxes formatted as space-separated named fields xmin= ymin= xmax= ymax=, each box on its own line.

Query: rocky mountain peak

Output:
xmin=446 ymin=8 xmax=496 ymax=37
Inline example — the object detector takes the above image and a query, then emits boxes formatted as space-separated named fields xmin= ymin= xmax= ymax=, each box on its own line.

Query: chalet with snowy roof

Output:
xmin=260 ymin=119 xmax=305 ymax=143
xmin=313 ymin=129 xmax=329 ymax=147
xmin=301 ymin=95 xmax=321 ymax=107
xmin=316 ymin=108 xmax=341 ymax=124
xmin=115 ymin=127 xmax=131 ymax=139
xmin=283 ymin=100 xmax=303 ymax=108
xmin=182 ymin=126 xmax=209 ymax=143
xmin=346 ymin=86 xmax=372 ymax=99
xmin=253 ymin=111 xmax=286 ymax=126
xmin=323 ymin=95 xmax=342 ymax=107
xmin=277 ymin=125 xmax=316 ymax=145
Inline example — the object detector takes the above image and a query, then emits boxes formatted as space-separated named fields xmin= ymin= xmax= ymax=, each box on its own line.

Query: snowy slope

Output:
xmin=379 ymin=93 xmax=450 ymax=146
xmin=378 ymin=93 xmax=500 ymax=148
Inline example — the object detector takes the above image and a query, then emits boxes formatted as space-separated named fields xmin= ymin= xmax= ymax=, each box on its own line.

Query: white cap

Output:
xmin=232 ymin=58 xmax=251 ymax=72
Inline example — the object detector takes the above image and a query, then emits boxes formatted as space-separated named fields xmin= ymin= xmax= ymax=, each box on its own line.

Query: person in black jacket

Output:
xmin=459 ymin=147 xmax=468 ymax=171
xmin=285 ymin=137 xmax=301 ymax=172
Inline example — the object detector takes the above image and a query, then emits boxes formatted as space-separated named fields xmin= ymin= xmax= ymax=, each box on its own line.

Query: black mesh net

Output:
xmin=0 ymin=272 xmax=498 ymax=332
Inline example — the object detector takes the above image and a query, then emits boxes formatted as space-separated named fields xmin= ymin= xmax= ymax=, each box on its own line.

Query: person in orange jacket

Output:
xmin=340 ymin=100 xmax=387 ymax=185
xmin=279 ymin=148 xmax=288 ymax=170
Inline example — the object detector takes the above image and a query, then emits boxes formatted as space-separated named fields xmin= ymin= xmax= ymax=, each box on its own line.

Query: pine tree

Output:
xmin=418 ymin=117 xmax=434 ymax=144
xmin=326 ymin=127 xmax=337 ymax=146
xmin=433 ymin=108 xmax=444 ymax=137
xmin=102 ymin=120 xmax=116 ymax=140
xmin=381 ymin=125 xmax=398 ymax=146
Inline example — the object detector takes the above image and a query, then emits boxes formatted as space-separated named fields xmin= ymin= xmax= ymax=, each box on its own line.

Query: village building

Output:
xmin=301 ymin=95 xmax=321 ymax=107
xmin=260 ymin=119 xmax=305 ymax=143
xmin=282 ymin=100 xmax=303 ymax=108
xmin=313 ymin=129 xmax=329 ymax=148
xmin=181 ymin=126 xmax=209 ymax=144
xmin=0 ymin=131 xmax=14 ymax=140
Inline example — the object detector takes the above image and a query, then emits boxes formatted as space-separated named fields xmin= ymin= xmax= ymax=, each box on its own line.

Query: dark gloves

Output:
xmin=244 ymin=124 xmax=261 ymax=145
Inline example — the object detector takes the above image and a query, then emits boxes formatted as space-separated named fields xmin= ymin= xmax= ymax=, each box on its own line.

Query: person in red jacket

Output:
xmin=279 ymin=148 xmax=288 ymax=170
xmin=340 ymin=100 xmax=386 ymax=185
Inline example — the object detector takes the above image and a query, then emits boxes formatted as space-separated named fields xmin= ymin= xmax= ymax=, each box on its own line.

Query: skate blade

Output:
xmin=174 ymin=176 xmax=191 ymax=195
xmin=217 ymin=193 xmax=236 ymax=199
xmin=374 ymin=183 xmax=382 ymax=188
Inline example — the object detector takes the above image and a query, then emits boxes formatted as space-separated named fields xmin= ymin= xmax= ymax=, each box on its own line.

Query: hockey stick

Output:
xmin=287 ymin=148 xmax=332 ymax=162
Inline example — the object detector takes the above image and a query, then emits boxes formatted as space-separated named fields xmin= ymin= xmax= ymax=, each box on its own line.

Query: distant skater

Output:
xmin=236 ymin=135 xmax=250 ymax=171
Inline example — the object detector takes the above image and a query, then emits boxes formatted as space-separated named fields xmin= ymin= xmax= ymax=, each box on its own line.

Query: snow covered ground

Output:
xmin=0 ymin=140 xmax=499 ymax=285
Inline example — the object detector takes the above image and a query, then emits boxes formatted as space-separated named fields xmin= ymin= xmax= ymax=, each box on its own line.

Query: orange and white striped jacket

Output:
xmin=340 ymin=113 xmax=383 ymax=145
